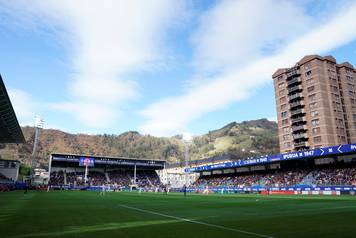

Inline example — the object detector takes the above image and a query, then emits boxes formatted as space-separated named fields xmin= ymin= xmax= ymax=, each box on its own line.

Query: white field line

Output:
xmin=120 ymin=204 xmax=274 ymax=238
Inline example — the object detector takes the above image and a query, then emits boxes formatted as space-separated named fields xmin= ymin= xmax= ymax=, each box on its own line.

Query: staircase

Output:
xmin=146 ymin=176 xmax=153 ymax=187
xmin=105 ymin=172 xmax=110 ymax=183
xmin=302 ymin=171 xmax=316 ymax=185
xmin=64 ymin=171 xmax=67 ymax=185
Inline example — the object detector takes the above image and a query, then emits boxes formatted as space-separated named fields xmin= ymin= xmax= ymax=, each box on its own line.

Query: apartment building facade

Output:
xmin=273 ymin=55 xmax=356 ymax=153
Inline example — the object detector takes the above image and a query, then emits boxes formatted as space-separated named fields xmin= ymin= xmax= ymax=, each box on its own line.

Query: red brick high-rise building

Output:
xmin=273 ymin=55 xmax=356 ymax=153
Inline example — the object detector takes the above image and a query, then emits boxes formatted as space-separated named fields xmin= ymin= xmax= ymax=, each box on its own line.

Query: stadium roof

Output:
xmin=186 ymin=143 xmax=356 ymax=172
xmin=50 ymin=153 xmax=166 ymax=169
xmin=0 ymin=74 xmax=25 ymax=143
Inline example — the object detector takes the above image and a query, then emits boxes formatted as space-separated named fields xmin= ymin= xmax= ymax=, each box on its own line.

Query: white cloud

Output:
xmin=51 ymin=102 xmax=118 ymax=128
xmin=3 ymin=0 xmax=184 ymax=129
xmin=140 ymin=1 xmax=356 ymax=136
xmin=191 ymin=0 xmax=311 ymax=73
xmin=8 ymin=89 xmax=36 ymax=126
xmin=267 ymin=117 xmax=277 ymax=123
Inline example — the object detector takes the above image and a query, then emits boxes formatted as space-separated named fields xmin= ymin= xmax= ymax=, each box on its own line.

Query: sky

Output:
xmin=1 ymin=0 xmax=356 ymax=137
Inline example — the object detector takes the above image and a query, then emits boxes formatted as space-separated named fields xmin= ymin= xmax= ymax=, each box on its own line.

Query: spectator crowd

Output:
xmin=0 ymin=172 xmax=15 ymax=192
xmin=49 ymin=169 xmax=162 ymax=189
xmin=192 ymin=165 xmax=356 ymax=188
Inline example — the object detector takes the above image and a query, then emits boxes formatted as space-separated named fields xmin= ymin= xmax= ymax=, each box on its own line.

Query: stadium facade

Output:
xmin=273 ymin=55 xmax=356 ymax=153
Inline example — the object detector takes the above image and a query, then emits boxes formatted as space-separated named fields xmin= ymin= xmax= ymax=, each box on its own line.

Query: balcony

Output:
xmin=290 ymin=101 xmax=304 ymax=109
xmin=293 ymin=133 xmax=308 ymax=140
xmin=288 ymin=85 xmax=303 ymax=94
xmin=292 ymin=125 xmax=307 ymax=132
xmin=286 ymin=68 xmax=300 ymax=78
xmin=287 ymin=77 xmax=301 ymax=86
xmin=294 ymin=141 xmax=309 ymax=148
xmin=291 ymin=116 xmax=306 ymax=125
xmin=290 ymin=108 xmax=305 ymax=117
xmin=289 ymin=93 xmax=303 ymax=101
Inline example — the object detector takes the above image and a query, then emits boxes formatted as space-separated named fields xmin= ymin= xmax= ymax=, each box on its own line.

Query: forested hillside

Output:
xmin=0 ymin=119 xmax=279 ymax=167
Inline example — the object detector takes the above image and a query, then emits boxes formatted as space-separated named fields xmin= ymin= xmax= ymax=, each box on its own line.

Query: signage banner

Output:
xmin=186 ymin=143 xmax=356 ymax=172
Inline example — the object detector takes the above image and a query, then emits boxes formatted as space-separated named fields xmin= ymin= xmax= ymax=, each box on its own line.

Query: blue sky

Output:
xmin=1 ymin=0 xmax=356 ymax=137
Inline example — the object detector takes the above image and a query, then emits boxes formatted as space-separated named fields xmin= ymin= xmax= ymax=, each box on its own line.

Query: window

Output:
xmin=336 ymin=118 xmax=344 ymax=126
xmin=312 ymin=127 xmax=320 ymax=134
xmin=307 ymin=86 xmax=315 ymax=93
xmin=304 ymin=63 xmax=311 ymax=70
xmin=278 ymin=82 xmax=284 ymax=89
xmin=281 ymin=104 xmax=287 ymax=110
xmin=283 ymin=134 xmax=290 ymax=141
xmin=330 ymin=85 xmax=338 ymax=92
xmin=278 ymin=76 xmax=284 ymax=82
xmin=311 ymin=110 xmax=319 ymax=117
xmin=311 ymin=119 xmax=319 ymax=126
xmin=346 ymin=75 xmax=354 ymax=82
xmin=309 ymin=102 xmax=317 ymax=109
xmin=346 ymin=69 xmax=353 ymax=75
xmin=330 ymin=77 xmax=337 ymax=85
xmin=280 ymin=96 xmax=286 ymax=103
xmin=305 ymin=70 xmax=312 ymax=76
xmin=281 ymin=111 xmax=288 ymax=118
xmin=313 ymin=136 xmax=322 ymax=143
xmin=308 ymin=93 xmax=317 ymax=101
xmin=306 ymin=78 xmax=314 ymax=85
xmin=282 ymin=119 xmax=289 ymax=125
xmin=279 ymin=89 xmax=285 ymax=96
xmin=283 ymin=127 xmax=289 ymax=133
xmin=284 ymin=142 xmax=290 ymax=148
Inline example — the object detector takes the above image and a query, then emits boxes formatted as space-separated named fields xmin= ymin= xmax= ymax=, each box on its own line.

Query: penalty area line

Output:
xmin=119 ymin=204 xmax=274 ymax=238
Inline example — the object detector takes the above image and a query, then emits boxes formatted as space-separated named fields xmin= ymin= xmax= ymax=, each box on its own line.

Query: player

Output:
xmin=203 ymin=185 xmax=209 ymax=195
xmin=24 ymin=182 xmax=28 ymax=194
xmin=183 ymin=184 xmax=187 ymax=197
xmin=100 ymin=184 xmax=106 ymax=196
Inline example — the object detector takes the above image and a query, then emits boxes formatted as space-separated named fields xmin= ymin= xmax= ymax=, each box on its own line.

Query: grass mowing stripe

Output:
xmin=120 ymin=204 xmax=274 ymax=238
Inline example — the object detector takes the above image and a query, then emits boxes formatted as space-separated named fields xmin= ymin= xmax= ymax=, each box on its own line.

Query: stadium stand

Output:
xmin=192 ymin=165 xmax=356 ymax=188
xmin=48 ymin=153 xmax=165 ymax=190
xmin=49 ymin=169 xmax=162 ymax=188
xmin=185 ymin=143 xmax=356 ymax=195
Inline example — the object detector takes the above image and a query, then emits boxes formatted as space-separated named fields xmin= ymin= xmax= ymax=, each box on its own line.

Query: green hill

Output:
xmin=0 ymin=119 xmax=279 ymax=167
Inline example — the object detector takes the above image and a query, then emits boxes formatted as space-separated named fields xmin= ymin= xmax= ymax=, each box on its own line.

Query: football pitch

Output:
xmin=1 ymin=191 xmax=356 ymax=238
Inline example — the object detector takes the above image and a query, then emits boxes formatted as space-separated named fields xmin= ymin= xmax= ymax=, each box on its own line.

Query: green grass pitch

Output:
xmin=1 ymin=191 xmax=356 ymax=238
